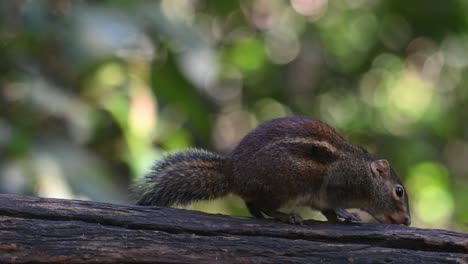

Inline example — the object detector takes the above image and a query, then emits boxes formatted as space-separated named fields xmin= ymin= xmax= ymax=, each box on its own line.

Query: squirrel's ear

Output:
xmin=371 ymin=159 xmax=390 ymax=178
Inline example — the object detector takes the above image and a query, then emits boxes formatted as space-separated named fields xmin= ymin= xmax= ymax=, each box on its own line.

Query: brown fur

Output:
xmin=136 ymin=116 xmax=410 ymax=225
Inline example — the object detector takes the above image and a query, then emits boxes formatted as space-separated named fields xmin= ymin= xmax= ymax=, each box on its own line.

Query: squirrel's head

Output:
xmin=366 ymin=159 xmax=411 ymax=226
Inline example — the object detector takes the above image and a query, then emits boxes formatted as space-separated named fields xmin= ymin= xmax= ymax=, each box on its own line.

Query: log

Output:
xmin=0 ymin=194 xmax=466 ymax=263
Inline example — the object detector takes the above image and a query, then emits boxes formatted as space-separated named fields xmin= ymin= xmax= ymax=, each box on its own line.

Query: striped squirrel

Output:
xmin=135 ymin=116 xmax=411 ymax=225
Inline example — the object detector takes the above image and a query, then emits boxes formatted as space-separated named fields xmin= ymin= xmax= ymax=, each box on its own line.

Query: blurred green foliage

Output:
xmin=0 ymin=0 xmax=467 ymax=231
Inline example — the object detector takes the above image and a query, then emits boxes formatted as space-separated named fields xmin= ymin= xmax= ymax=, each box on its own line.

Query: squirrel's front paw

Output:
xmin=286 ymin=214 xmax=304 ymax=225
xmin=335 ymin=209 xmax=361 ymax=223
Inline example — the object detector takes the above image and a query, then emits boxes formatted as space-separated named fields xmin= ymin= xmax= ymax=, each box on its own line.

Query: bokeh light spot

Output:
xmin=96 ymin=62 xmax=126 ymax=88
xmin=407 ymin=162 xmax=454 ymax=227
xmin=229 ymin=37 xmax=266 ymax=72
xmin=291 ymin=0 xmax=328 ymax=21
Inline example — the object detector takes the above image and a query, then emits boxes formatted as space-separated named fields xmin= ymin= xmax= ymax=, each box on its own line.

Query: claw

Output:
xmin=260 ymin=209 xmax=304 ymax=225
xmin=335 ymin=209 xmax=361 ymax=223
xmin=287 ymin=214 xmax=304 ymax=225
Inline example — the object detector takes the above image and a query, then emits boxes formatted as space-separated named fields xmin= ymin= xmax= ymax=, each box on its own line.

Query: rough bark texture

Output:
xmin=0 ymin=194 xmax=466 ymax=263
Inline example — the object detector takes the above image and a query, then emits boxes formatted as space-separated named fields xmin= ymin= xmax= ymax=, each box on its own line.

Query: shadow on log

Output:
xmin=0 ymin=194 xmax=467 ymax=263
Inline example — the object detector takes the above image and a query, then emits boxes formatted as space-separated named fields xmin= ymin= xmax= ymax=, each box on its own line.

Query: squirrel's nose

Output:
xmin=404 ymin=215 xmax=411 ymax=226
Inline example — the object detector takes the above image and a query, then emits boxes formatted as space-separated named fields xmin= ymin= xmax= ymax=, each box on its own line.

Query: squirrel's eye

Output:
xmin=394 ymin=185 xmax=404 ymax=198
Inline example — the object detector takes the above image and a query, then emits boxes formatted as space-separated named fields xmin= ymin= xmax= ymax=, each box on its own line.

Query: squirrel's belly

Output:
xmin=280 ymin=193 xmax=329 ymax=211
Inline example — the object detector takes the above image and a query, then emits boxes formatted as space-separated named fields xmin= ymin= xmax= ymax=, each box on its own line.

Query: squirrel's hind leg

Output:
xmin=264 ymin=210 xmax=303 ymax=225
xmin=245 ymin=202 xmax=264 ymax=219
xmin=246 ymin=202 xmax=303 ymax=225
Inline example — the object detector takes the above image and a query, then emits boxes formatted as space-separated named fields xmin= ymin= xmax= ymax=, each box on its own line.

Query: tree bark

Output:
xmin=0 ymin=194 xmax=466 ymax=263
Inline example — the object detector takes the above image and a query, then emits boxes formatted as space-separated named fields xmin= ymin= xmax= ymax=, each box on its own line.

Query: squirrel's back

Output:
xmin=230 ymin=116 xmax=348 ymax=160
xmin=135 ymin=117 xmax=350 ymax=207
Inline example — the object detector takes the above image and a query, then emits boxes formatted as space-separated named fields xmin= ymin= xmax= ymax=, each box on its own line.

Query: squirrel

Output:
xmin=135 ymin=116 xmax=411 ymax=226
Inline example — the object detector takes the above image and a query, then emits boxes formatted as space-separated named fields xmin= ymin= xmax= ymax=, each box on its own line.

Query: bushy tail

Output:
xmin=135 ymin=149 xmax=230 ymax=206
